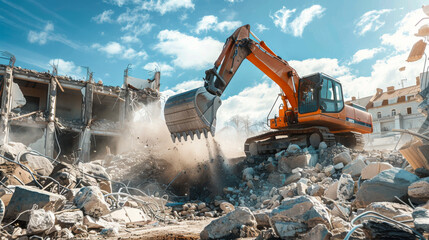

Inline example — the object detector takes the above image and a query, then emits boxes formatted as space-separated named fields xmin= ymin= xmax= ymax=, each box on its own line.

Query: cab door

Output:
xmin=320 ymin=77 xmax=344 ymax=118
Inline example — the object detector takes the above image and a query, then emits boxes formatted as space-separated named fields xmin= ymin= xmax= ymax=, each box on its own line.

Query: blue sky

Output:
xmin=0 ymin=0 xmax=427 ymax=126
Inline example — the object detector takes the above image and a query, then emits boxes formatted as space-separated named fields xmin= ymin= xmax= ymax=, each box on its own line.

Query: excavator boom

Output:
xmin=164 ymin=24 xmax=299 ymax=142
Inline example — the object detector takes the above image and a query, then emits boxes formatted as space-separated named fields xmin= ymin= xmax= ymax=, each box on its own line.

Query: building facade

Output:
xmin=347 ymin=79 xmax=425 ymax=148
xmin=0 ymin=63 xmax=160 ymax=162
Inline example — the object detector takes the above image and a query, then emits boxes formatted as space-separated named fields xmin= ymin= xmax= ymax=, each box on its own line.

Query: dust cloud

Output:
xmin=112 ymin=102 xmax=244 ymax=198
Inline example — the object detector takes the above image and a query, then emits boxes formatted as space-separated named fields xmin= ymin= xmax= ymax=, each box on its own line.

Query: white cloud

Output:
xmin=256 ymin=23 xmax=268 ymax=33
xmin=48 ymin=59 xmax=85 ymax=79
xmin=161 ymin=79 xmax=204 ymax=101
xmin=354 ymin=9 xmax=393 ymax=36
xmin=289 ymin=58 xmax=350 ymax=77
xmin=381 ymin=9 xmax=425 ymax=53
xmin=27 ymin=22 xmax=54 ymax=45
xmin=350 ymin=48 xmax=383 ymax=64
xmin=121 ymin=35 xmax=140 ymax=43
xmin=117 ymin=8 xmax=154 ymax=36
xmin=142 ymin=0 xmax=195 ymax=15
xmin=154 ymin=30 xmax=224 ymax=69
xmin=271 ymin=5 xmax=325 ymax=37
xmin=194 ymin=15 xmax=242 ymax=34
xmin=217 ymin=81 xmax=280 ymax=128
xmin=93 ymin=10 xmax=114 ymax=23
xmin=143 ymin=62 xmax=174 ymax=76
xmin=92 ymin=41 xmax=148 ymax=60
xmin=103 ymin=0 xmax=128 ymax=6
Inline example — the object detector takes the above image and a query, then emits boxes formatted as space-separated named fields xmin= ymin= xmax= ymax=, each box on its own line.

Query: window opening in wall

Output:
xmin=392 ymin=109 xmax=396 ymax=116
xmin=377 ymin=112 xmax=381 ymax=119
xmin=407 ymin=107 xmax=412 ymax=114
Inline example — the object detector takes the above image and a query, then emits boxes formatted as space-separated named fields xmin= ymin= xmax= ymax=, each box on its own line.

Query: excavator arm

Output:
xmin=164 ymin=24 xmax=300 ymax=142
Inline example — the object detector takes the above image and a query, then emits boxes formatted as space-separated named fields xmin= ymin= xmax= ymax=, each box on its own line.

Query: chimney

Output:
xmin=387 ymin=86 xmax=395 ymax=92
xmin=417 ymin=76 xmax=421 ymax=86
xmin=376 ymin=88 xmax=383 ymax=95
xmin=352 ymin=96 xmax=356 ymax=101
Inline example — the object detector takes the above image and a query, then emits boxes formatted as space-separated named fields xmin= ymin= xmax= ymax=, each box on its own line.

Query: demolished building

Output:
xmin=0 ymin=63 xmax=160 ymax=163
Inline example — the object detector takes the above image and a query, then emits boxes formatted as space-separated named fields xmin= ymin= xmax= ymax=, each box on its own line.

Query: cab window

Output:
xmin=320 ymin=78 xmax=344 ymax=113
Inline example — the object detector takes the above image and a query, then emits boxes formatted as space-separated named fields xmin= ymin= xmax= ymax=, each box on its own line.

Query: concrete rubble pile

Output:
xmin=197 ymin=143 xmax=429 ymax=239
xmin=0 ymin=142 xmax=174 ymax=239
xmin=2 ymin=139 xmax=429 ymax=239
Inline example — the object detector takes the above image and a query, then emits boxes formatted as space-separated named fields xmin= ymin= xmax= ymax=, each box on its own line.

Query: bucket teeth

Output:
xmin=171 ymin=134 xmax=176 ymax=143
xmin=175 ymin=133 xmax=182 ymax=142
xmin=183 ymin=132 xmax=188 ymax=141
xmin=189 ymin=131 xmax=194 ymax=141
xmin=195 ymin=130 xmax=201 ymax=139
xmin=203 ymin=129 xmax=208 ymax=138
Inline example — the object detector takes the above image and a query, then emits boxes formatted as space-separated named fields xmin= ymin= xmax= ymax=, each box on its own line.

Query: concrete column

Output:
xmin=0 ymin=66 xmax=14 ymax=145
xmin=78 ymin=127 xmax=91 ymax=162
xmin=84 ymin=82 xmax=93 ymax=125
xmin=45 ymin=77 xmax=57 ymax=158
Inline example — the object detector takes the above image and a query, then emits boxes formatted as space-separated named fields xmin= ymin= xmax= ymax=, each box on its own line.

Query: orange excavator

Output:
xmin=164 ymin=25 xmax=372 ymax=156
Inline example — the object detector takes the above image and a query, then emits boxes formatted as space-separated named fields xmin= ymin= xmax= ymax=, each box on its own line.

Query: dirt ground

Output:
xmin=93 ymin=219 xmax=213 ymax=240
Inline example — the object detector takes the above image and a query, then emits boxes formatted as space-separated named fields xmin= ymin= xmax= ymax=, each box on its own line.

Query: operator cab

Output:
xmin=298 ymin=73 xmax=344 ymax=114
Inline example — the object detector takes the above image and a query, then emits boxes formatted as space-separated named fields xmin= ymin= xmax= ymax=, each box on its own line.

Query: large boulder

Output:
xmin=5 ymin=186 xmax=66 ymax=221
xmin=270 ymin=196 xmax=330 ymax=238
xmin=354 ymin=168 xmax=419 ymax=208
xmin=73 ymin=186 xmax=110 ymax=217
xmin=27 ymin=209 xmax=55 ymax=235
xmin=408 ymin=177 xmax=429 ymax=201
xmin=200 ymin=207 xmax=257 ymax=239
xmin=278 ymin=154 xmax=311 ymax=173
xmin=22 ymin=154 xmax=54 ymax=176
xmin=361 ymin=162 xmax=393 ymax=180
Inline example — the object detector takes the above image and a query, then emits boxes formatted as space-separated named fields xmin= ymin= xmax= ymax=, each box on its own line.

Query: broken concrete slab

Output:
xmin=27 ymin=209 xmax=55 ymax=235
xmin=5 ymin=186 xmax=66 ymax=221
xmin=106 ymin=207 xmax=150 ymax=223
xmin=55 ymin=209 xmax=84 ymax=228
xmin=361 ymin=162 xmax=393 ymax=180
xmin=408 ymin=177 xmax=429 ymax=201
xmin=200 ymin=207 xmax=257 ymax=240
xmin=278 ymin=154 xmax=311 ymax=172
xmin=284 ymin=172 xmax=301 ymax=185
xmin=73 ymin=186 xmax=110 ymax=218
xmin=324 ymin=180 xmax=338 ymax=200
xmin=337 ymin=174 xmax=354 ymax=201
xmin=270 ymin=196 xmax=331 ymax=235
xmin=83 ymin=215 xmax=121 ymax=229
xmin=333 ymin=152 xmax=352 ymax=165
xmin=0 ymin=142 xmax=28 ymax=160
xmin=364 ymin=202 xmax=413 ymax=221
xmin=22 ymin=154 xmax=54 ymax=176
xmin=301 ymin=223 xmax=331 ymax=240
xmin=354 ymin=168 xmax=419 ymax=208
xmin=412 ymin=207 xmax=429 ymax=233
xmin=342 ymin=158 xmax=366 ymax=178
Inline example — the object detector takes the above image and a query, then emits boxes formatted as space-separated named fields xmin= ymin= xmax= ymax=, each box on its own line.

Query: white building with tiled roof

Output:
xmin=347 ymin=78 xmax=425 ymax=148
xmin=366 ymin=82 xmax=424 ymax=134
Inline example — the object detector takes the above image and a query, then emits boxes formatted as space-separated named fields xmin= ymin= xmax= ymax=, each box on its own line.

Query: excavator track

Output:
xmin=244 ymin=127 xmax=336 ymax=156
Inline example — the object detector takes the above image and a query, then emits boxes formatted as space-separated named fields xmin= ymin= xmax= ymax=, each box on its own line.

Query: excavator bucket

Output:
xmin=164 ymin=87 xmax=222 ymax=142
